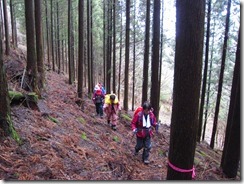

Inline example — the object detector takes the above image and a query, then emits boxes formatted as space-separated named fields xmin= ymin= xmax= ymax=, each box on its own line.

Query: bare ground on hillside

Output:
xmin=0 ymin=55 xmax=240 ymax=181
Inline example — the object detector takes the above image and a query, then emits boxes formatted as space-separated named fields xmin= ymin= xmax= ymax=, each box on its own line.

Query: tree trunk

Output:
xmin=142 ymin=0 xmax=150 ymax=104
xmin=0 ymin=18 xmax=11 ymax=136
xmin=78 ymin=0 xmax=84 ymax=99
xmin=35 ymin=0 xmax=45 ymax=90
xmin=68 ymin=0 xmax=75 ymax=84
xmin=24 ymin=0 xmax=38 ymax=94
xmin=123 ymin=0 xmax=130 ymax=111
xmin=117 ymin=1 xmax=123 ymax=100
xmin=150 ymin=0 xmax=160 ymax=120
xmin=221 ymin=28 xmax=240 ymax=178
xmin=106 ymin=0 xmax=112 ymax=93
xmin=210 ymin=0 xmax=231 ymax=149
xmin=132 ymin=0 xmax=136 ymax=110
xmin=202 ymin=18 xmax=216 ymax=141
xmin=51 ymin=0 xmax=55 ymax=71
xmin=45 ymin=0 xmax=50 ymax=69
xmin=10 ymin=0 xmax=17 ymax=48
xmin=167 ymin=0 xmax=205 ymax=180
xmin=2 ymin=0 xmax=10 ymax=55
xmin=197 ymin=0 xmax=212 ymax=142
xmin=112 ymin=0 xmax=116 ymax=94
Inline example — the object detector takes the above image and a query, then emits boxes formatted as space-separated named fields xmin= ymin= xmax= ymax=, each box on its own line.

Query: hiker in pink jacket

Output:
xmin=103 ymin=94 xmax=121 ymax=130
xmin=131 ymin=101 xmax=157 ymax=164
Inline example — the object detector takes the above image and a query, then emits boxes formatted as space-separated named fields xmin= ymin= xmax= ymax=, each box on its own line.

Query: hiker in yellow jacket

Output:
xmin=103 ymin=94 xmax=121 ymax=130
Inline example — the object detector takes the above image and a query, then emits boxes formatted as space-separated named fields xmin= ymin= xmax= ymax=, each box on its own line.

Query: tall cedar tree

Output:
xmin=106 ymin=0 xmax=112 ymax=93
xmin=45 ymin=0 xmax=50 ymax=68
xmin=0 ymin=16 xmax=11 ymax=136
xmin=24 ymin=0 xmax=38 ymax=94
xmin=117 ymin=2 xmax=123 ymax=99
xmin=10 ymin=0 xmax=18 ymax=48
xmin=210 ymin=0 xmax=231 ymax=149
xmin=197 ymin=0 xmax=212 ymax=142
xmin=221 ymin=28 xmax=240 ymax=178
xmin=142 ymin=0 xmax=150 ymax=104
xmin=123 ymin=0 xmax=130 ymax=111
xmin=87 ymin=0 xmax=92 ymax=93
xmin=78 ymin=0 xmax=84 ymax=98
xmin=90 ymin=0 xmax=94 ymax=89
xmin=51 ymin=0 xmax=55 ymax=71
xmin=167 ymin=0 xmax=205 ymax=180
xmin=112 ymin=0 xmax=116 ymax=94
xmin=35 ymin=0 xmax=44 ymax=90
xmin=2 ymin=0 xmax=10 ymax=55
xmin=68 ymin=0 xmax=75 ymax=84
xmin=132 ymin=0 xmax=136 ymax=110
xmin=202 ymin=19 xmax=216 ymax=141
xmin=150 ymin=0 xmax=160 ymax=120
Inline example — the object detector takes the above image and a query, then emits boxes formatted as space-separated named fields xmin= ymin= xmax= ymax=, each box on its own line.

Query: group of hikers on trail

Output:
xmin=92 ymin=83 xmax=158 ymax=164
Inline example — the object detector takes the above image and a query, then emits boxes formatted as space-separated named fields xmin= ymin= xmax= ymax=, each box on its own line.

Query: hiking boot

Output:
xmin=144 ymin=159 xmax=150 ymax=164
xmin=100 ymin=115 xmax=103 ymax=119
xmin=111 ymin=125 xmax=117 ymax=131
xmin=134 ymin=151 xmax=138 ymax=156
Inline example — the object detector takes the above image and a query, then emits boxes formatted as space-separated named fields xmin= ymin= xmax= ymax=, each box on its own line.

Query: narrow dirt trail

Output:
xmin=0 ymin=68 xmax=240 ymax=181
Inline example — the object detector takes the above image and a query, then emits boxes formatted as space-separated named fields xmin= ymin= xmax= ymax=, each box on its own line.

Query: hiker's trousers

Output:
xmin=135 ymin=135 xmax=152 ymax=161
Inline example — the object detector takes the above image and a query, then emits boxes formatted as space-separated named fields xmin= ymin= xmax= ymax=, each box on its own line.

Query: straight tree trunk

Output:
xmin=197 ymin=0 xmax=212 ymax=142
xmin=56 ymin=1 xmax=60 ymax=74
xmin=221 ymin=28 xmax=240 ymax=177
xmin=132 ymin=0 xmax=136 ymax=110
xmin=51 ymin=0 xmax=55 ymax=71
xmin=123 ymin=0 xmax=130 ymax=111
xmin=103 ymin=0 xmax=106 ymax=87
xmin=2 ymin=0 xmax=10 ymax=55
xmin=45 ymin=0 xmax=50 ymax=68
xmin=35 ymin=0 xmax=45 ymax=90
xmin=87 ymin=0 xmax=92 ymax=93
xmin=117 ymin=2 xmax=123 ymax=100
xmin=24 ymin=0 xmax=38 ymax=94
xmin=10 ymin=0 xmax=17 ymax=48
xmin=167 ymin=0 xmax=205 ymax=180
xmin=150 ymin=0 xmax=160 ymax=120
xmin=202 ymin=19 xmax=216 ymax=141
xmin=210 ymin=0 xmax=231 ymax=149
xmin=112 ymin=0 xmax=116 ymax=94
xmin=90 ymin=0 xmax=94 ymax=89
xmin=106 ymin=0 xmax=112 ymax=93
xmin=0 ymin=17 xmax=11 ymax=136
xmin=78 ymin=0 xmax=84 ymax=98
xmin=142 ymin=0 xmax=150 ymax=104
xmin=68 ymin=0 xmax=75 ymax=84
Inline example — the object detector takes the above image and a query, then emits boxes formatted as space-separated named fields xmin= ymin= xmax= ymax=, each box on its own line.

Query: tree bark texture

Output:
xmin=167 ymin=0 xmax=205 ymax=180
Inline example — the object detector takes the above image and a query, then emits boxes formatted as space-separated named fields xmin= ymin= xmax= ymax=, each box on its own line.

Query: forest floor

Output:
xmin=0 ymin=49 xmax=241 ymax=181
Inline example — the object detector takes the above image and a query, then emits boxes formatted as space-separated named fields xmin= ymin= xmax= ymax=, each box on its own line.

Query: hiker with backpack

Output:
xmin=131 ymin=101 xmax=157 ymax=164
xmin=103 ymin=94 xmax=121 ymax=130
xmin=92 ymin=88 xmax=105 ymax=118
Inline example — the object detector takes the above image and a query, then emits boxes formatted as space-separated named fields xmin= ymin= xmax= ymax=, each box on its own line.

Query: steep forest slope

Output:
xmin=0 ymin=50 xmax=240 ymax=181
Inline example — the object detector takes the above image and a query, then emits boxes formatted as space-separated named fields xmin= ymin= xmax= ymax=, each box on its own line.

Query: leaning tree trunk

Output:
xmin=197 ymin=0 xmax=212 ymax=142
xmin=210 ymin=0 xmax=231 ymax=149
xmin=167 ymin=0 xmax=205 ymax=180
